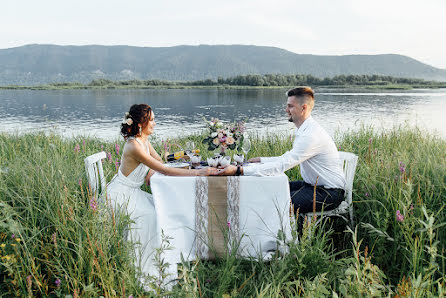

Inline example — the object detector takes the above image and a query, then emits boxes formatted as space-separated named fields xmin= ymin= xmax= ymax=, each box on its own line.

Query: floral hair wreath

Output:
xmin=122 ymin=112 xmax=133 ymax=125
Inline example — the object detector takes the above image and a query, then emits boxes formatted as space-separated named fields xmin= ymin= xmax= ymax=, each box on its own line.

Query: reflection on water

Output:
xmin=0 ymin=88 xmax=445 ymax=140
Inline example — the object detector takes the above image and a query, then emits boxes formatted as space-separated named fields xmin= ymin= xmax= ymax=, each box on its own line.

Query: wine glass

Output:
xmin=242 ymin=137 xmax=251 ymax=159
xmin=185 ymin=141 xmax=195 ymax=161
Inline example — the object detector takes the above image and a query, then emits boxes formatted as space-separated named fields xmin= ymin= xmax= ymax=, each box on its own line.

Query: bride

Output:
xmin=106 ymin=104 xmax=217 ymax=285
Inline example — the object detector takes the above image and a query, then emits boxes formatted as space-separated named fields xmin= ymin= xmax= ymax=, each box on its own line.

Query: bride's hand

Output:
xmin=197 ymin=167 xmax=219 ymax=176
xmin=145 ymin=169 xmax=156 ymax=185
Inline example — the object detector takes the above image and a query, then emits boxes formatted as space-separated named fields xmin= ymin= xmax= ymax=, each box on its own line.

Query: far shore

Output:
xmin=2 ymin=83 xmax=446 ymax=91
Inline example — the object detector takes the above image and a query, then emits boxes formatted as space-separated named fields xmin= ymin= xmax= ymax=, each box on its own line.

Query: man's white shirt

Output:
xmin=243 ymin=116 xmax=346 ymax=189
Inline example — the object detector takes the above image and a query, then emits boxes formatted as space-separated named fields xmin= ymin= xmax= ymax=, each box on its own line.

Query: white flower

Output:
xmin=122 ymin=118 xmax=133 ymax=125
xmin=211 ymin=132 xmax=218 ymax=138
xmin=122 ymin=112 xmax=133 ymax=125
xmin=212 ymin=138 xmax=220 ymax=146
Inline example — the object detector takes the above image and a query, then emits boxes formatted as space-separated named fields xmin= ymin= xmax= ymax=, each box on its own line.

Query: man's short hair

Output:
xmin=286 ymin=86 xmax=314 ymax=108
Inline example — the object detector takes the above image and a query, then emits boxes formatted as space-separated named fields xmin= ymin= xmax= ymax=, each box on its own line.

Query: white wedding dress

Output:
xmin=106 ymin=138 xmax=158 ymax=281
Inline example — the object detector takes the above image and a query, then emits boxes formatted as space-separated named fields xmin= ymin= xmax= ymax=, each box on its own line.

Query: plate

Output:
xmin=164 ymin=162 xmax=190 ymax=168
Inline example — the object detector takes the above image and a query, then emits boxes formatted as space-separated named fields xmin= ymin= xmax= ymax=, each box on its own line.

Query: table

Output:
xmin=150 ymin=172 xmax=292 ymax=276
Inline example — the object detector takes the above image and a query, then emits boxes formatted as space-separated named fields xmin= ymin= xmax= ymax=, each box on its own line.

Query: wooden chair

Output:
xmin=84 ymin=151 xmax=107 ymax=200
xmin=302 ymin=151 xmax=359 ymax=228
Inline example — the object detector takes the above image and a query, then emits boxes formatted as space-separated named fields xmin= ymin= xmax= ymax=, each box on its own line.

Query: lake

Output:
xmin=1 ymin=88 xmax=445 ymax=140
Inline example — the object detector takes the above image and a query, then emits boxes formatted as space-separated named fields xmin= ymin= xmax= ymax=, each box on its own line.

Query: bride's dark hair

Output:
xmin=121 ymin=104 xmax=153 ymax=139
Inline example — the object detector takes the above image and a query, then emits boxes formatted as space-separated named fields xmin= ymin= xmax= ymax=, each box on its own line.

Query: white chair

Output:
xmin=302 ymin=151 xmax=358 ymax=228
xmin=84 ymin=151 xmax=107 ymax=200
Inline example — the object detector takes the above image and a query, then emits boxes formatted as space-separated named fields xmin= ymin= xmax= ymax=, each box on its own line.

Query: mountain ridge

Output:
xmin=1 ymin=44 xmax=445 ymax=85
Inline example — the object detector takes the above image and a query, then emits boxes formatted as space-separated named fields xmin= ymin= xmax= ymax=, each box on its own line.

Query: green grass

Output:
xmin=1 ymin=127 xmax=445 ymax=296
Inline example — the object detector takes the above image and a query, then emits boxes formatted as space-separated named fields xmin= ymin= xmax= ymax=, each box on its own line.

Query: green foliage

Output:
xmin=5 ymin=73 xmax=446 ymax=89
xmin=0 ymin=126 xmax=445 ymax=296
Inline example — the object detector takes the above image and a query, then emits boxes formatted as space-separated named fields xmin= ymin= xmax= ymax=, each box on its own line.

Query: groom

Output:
xmin=218 ymin=86 xmax=346 ymax=214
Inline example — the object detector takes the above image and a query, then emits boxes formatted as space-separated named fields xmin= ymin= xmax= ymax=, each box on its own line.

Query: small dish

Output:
xmin=233 ymin=154 xmax=244 ymax=164
xmin=219 ymin=156 xmax=231 ymax=167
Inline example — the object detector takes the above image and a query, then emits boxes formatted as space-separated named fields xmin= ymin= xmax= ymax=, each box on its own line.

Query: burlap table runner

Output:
xmin=195 ymin=176 xmax=240 ymax=260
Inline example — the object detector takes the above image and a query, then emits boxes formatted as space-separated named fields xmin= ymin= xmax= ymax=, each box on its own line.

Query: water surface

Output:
xmin=1 ymin=88 xmax=445 ymax=140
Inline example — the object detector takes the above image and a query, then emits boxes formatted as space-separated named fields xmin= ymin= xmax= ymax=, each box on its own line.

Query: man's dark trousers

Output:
xmin=289 ymin=181 xmax=344 ymax=214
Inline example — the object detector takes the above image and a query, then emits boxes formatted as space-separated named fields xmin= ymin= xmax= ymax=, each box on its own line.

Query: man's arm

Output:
xmin=243 ymin=135 xmax=319 ymax=176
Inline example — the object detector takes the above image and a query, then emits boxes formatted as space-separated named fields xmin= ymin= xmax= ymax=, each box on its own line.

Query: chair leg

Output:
xmin=349 ymin=207 xmax=355 ymax=229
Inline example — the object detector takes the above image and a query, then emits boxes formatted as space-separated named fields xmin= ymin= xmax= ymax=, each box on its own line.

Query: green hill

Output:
xmin=1 ymin=44 xmax=445 ymax=85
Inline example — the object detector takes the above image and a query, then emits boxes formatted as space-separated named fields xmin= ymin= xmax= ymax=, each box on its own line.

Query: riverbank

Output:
xmin=2 ymin=83 xmax=446 ymax=90
xmin=2 ymin=73 xmax=446 ymax=90
xmin=1 ymin=127 xmax=445 ymax=296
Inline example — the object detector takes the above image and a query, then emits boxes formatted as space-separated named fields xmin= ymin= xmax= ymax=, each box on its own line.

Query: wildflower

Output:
xmin=107 ymin=152 xmax=112 ymax=163
xmin=89 ymin=198 xmax=98 ymax=212
xmin=74 ymin=144 xmax=80 ymax=153
xmin=0 ymin=243 xmax=5 ymax=248
xmin=396 ymin=210 xmax=404 ymax=222
xmin=129 ymin=296 xmax=133 ymax=298
xmin=365 ymin=192 xmax=369 ymax=197
xmin=55 ymin=278 xmax=61 ymax=287
xmin=100 ymin=145 xmax=104 ymax=150
xmin=115 ymin=143 xmax=120 ymax=156
xmin=205 ymin=279 xmax=212 ymax=284
xmin=368 ymin=138 xmax=372 ymax=144
xmin=399 ymin=162 xmax=406 ymax=174
xmin=26 ymin=275 xmax=32 ymax=288
xmin=114 ymin=159 xmax=120 ymax=171
xmin=410 ymin=204 xmax=414 ymax=210
xmin=11 ymin=234 xmax=15 ymax=239
xmin=227 ymin=221 xmax=231 ymax=229
xmin=15 ymin=237 xmax=21 ymax=242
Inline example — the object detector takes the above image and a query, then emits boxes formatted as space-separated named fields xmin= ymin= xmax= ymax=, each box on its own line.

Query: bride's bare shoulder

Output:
xmin=125 ymin=138 xmax=138 ymax=146
xmin=124 ymin=138 xmax=146 ymax=154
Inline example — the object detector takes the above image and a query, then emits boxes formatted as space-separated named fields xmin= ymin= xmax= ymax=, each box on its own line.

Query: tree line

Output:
xmin=51 ymin=74 xmax=443 ymax=88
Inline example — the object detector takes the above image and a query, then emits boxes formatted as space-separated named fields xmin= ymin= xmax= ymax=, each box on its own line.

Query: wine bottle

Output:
xmin=166 ymin=149 xmax=200 ymax=162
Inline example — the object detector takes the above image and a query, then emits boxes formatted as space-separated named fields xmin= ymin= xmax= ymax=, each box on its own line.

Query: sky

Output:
xmin=2 ymin=0 xmax=446 ymax=69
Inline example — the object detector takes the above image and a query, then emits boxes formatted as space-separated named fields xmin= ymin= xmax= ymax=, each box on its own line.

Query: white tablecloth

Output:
xmin=150 ymin=172 xmax=292 ymax=271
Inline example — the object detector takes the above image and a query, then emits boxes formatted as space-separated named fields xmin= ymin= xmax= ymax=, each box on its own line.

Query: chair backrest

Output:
xmin=84 ymin=151 xmax=107 ymax=199
xmin=338 ymin=151 xmax=358 ymax=205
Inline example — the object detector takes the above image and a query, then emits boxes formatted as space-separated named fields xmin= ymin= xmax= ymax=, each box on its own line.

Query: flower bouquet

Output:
xmin=202 ymin=118 xmax=246 ymax=155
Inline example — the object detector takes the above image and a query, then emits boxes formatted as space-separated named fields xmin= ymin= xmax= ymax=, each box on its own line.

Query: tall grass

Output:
xmin=0 ymin=126 xmax=445 ymax=296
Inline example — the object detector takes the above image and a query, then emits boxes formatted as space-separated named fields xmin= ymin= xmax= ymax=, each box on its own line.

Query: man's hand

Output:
xmin=248 ymin=157 xmax=261 ymax=163
xmin=217 ymin=165 xmax=237 ymax=176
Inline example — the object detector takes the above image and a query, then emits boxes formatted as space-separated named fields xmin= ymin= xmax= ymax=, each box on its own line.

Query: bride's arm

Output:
xmin=129 ymin=140 xmax=216 ymax=176
xmin=145 ymin=169 xmax=156 ymax=185
xmin=147 ymin=141 xmax=163 ymax=162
